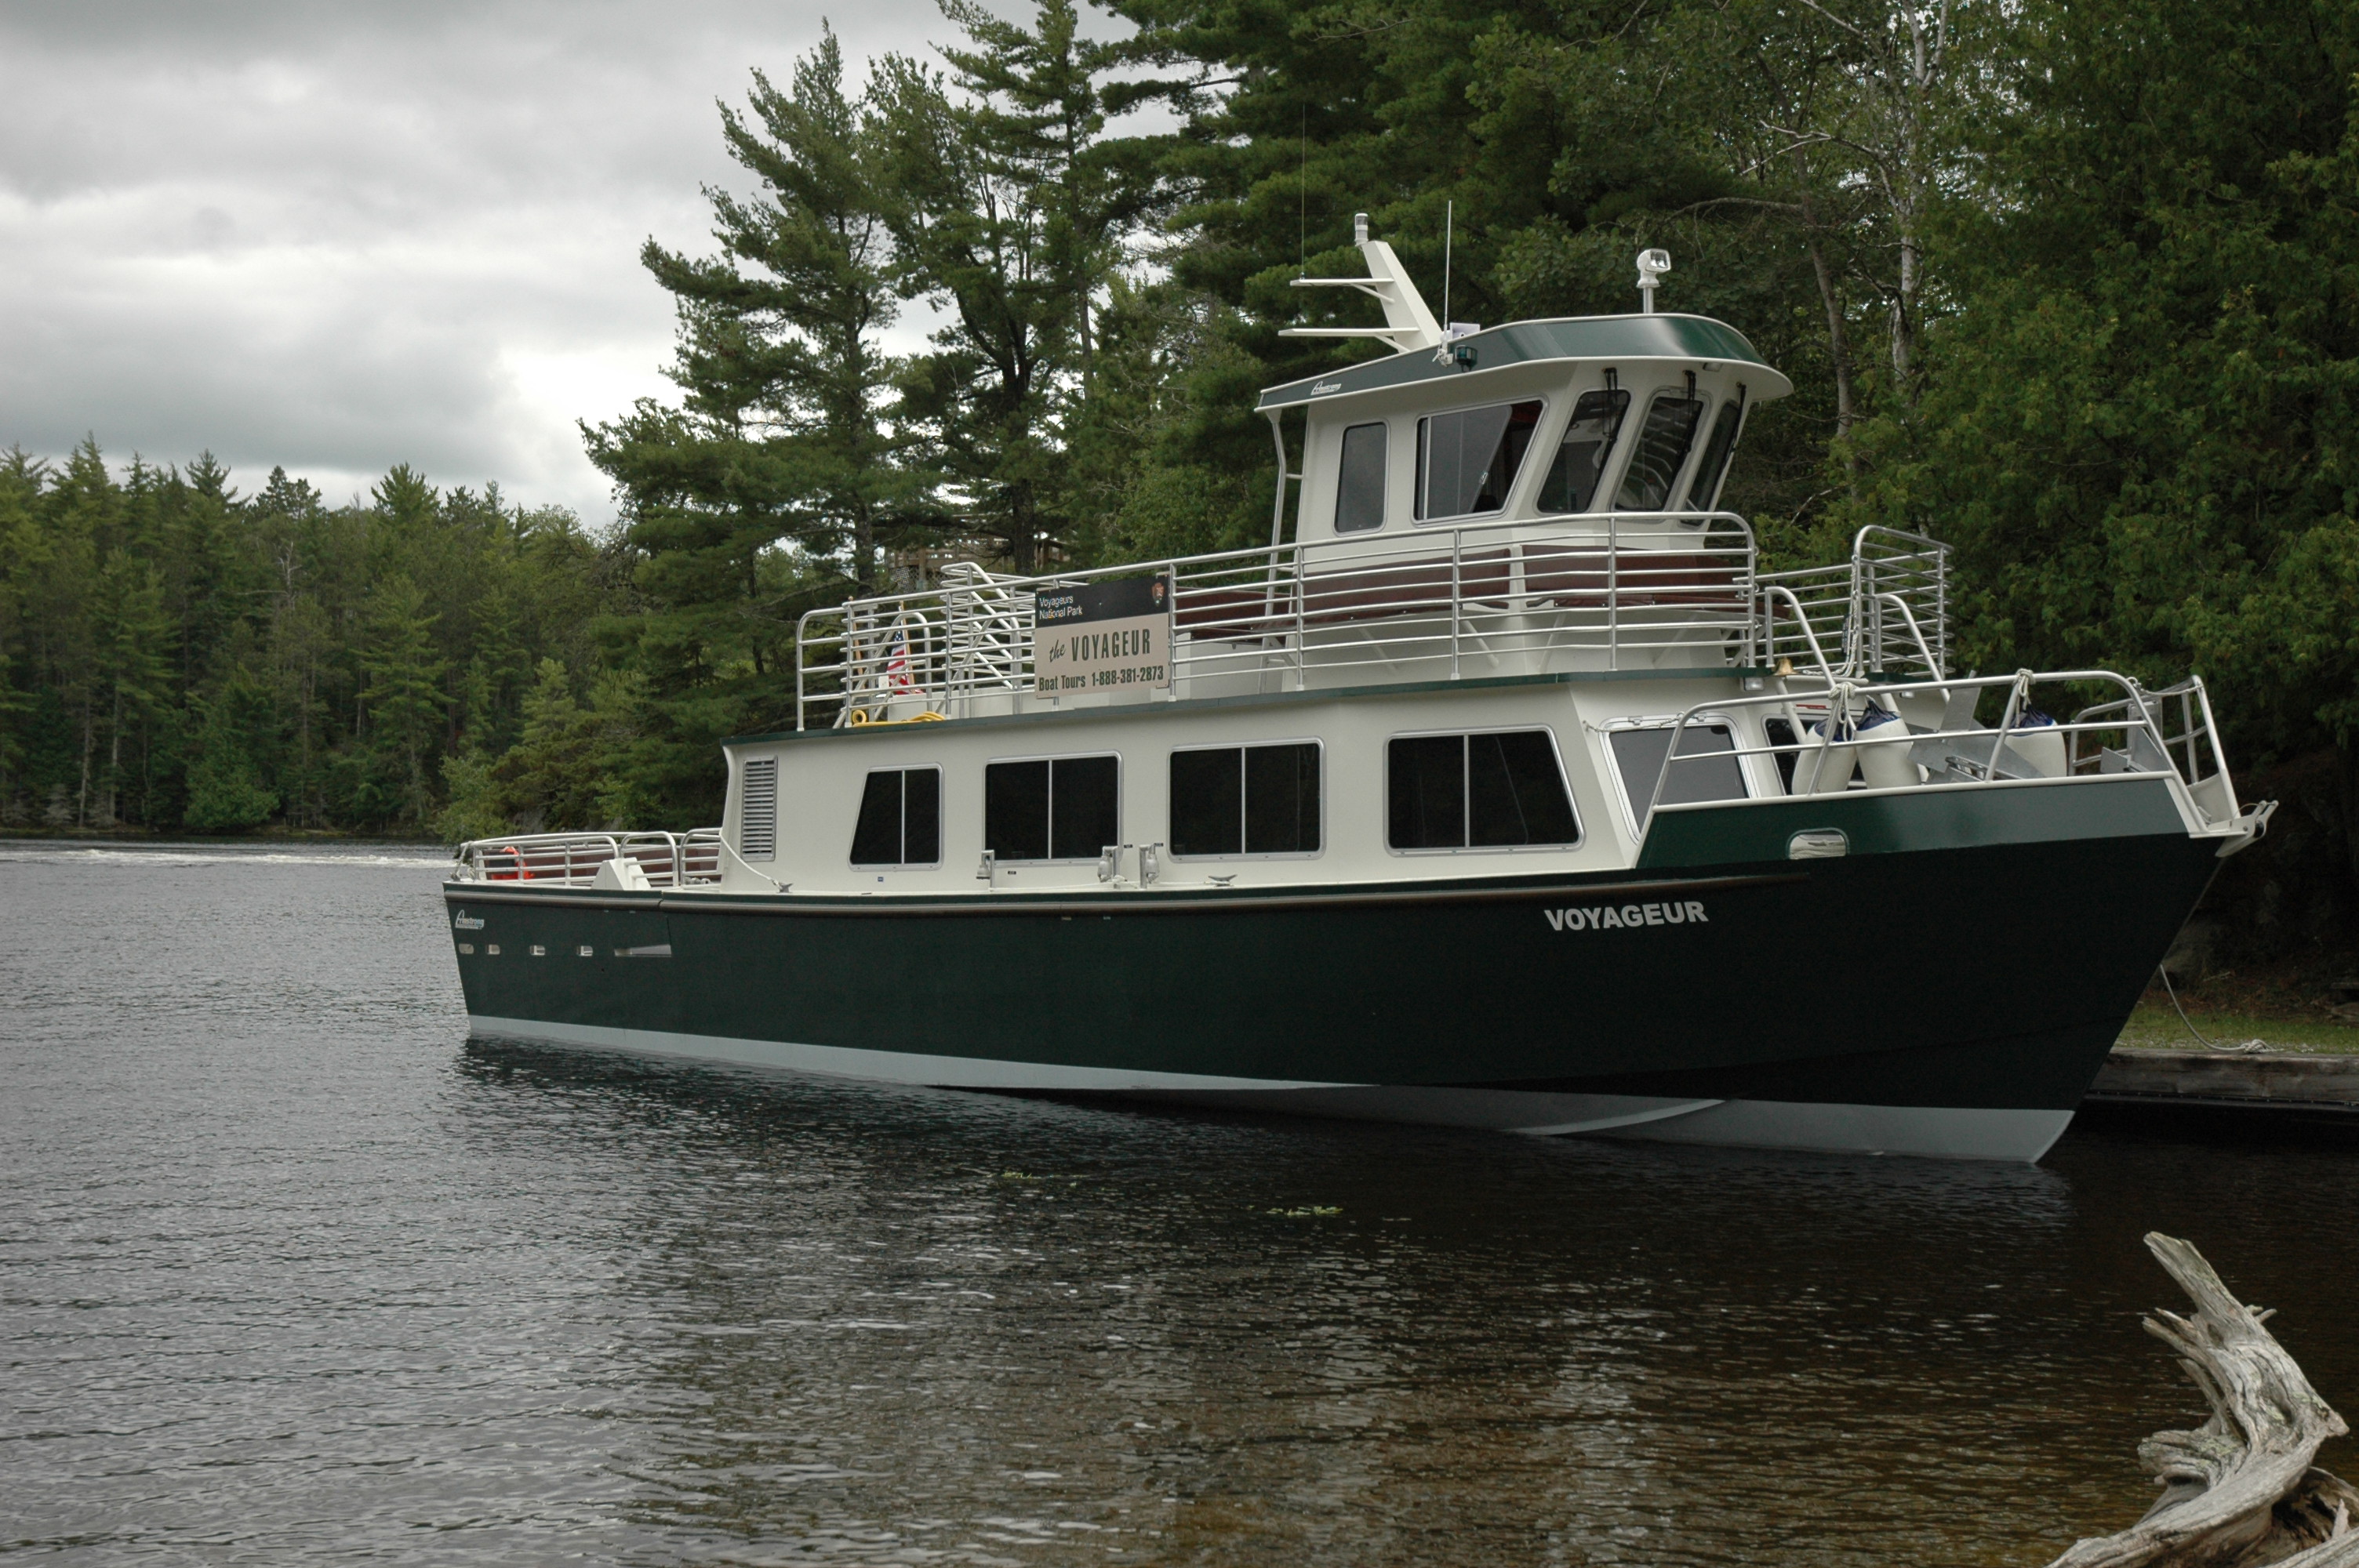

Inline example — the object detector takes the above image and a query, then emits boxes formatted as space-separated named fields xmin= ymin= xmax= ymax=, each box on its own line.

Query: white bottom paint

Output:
xmin=467 ymin=1014 xmax=2074 ymax=1163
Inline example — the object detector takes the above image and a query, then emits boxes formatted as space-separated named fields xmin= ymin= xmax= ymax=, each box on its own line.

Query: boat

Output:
xmin=443 ymin=218 xmax=2274 ymax=1162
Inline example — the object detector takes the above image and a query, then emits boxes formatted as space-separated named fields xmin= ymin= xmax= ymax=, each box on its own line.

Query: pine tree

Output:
xmin=874 ymin=0 xmax=1163 ymax=572
xmin=356 ymin=574 xmax=448 ymax=827
xmin=586 ymin=27 xmax=917 ymax=819
xmin=184 ymin=681 xmax=278 ymax=833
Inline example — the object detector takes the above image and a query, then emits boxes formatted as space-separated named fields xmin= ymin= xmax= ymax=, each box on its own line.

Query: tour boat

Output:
xmin=444 ymin=220 xmax=2272 ymax=1162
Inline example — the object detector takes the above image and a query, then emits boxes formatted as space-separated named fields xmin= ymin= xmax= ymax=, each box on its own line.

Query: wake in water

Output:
xmin=0 ymin=841 xmax=449 ymax=869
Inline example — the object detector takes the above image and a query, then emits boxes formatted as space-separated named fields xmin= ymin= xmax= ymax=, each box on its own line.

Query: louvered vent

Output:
xmin=739 ymin=757 xmax=778 ymax=861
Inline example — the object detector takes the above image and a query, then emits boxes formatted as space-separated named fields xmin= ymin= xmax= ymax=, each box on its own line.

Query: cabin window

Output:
xmin=1608 ymin=724 xmax=1748 ymax=832
xmin=850 ymin=766 xmax=941 ymax=867
xmin=1169 ymin=742 xmax=1321 ymax=858
xmin=1682 ymin=387 xmax=1747 ymax=512
xmin=1416 ymin=401 xmax=1542 ymax=522
xmin=1536 ymin=389 xmax=1630 ymax=514
xmin=740 ymin=757 xmax=778 ymax=861
xmin=1612 ymin=390 xmax=1706 ymax=512
xmin=1387 ymin=730 xmax=1580 ymax=851
xmin=985 ymin=754 xmax=1119 ymax=863
xmin=1334 ymin=423 xmax=1388 ymax=534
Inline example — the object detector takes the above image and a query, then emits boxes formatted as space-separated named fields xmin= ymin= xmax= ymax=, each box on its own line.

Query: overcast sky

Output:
xmin=0 ymin=0 xmax=966 ymax=524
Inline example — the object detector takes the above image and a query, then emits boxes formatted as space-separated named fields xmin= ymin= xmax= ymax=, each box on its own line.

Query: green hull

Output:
xmin=445 ymin=777 xmax=2220 ymax=1159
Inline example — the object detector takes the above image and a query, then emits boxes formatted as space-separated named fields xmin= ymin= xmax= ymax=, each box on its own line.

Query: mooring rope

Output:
xmin=2156 ymin=964 xmax=2268 ymax=1053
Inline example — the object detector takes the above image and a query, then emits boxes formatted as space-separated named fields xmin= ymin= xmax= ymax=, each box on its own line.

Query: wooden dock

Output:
xmin=2085 ymin=1046 xmax=2359 ymax=1116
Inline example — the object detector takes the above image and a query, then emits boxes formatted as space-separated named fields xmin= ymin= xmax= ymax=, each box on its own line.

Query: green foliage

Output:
xmin=0 ymin=445 xmax=627 ymax=836
xmin=184 ymin=684 xmax=278 ymax=833
xmin=5 ymin=0 xmax=2354 ymax=939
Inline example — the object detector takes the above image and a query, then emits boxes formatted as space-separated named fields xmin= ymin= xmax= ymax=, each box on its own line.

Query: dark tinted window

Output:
xmin=984 ymin=760 xmax=1050 ymax=861
xmin=1683 ymin=390 xmax=1746 ymax=511
xmin=850 ymin=767 xmax=942 ymax=866
xmin=1416 ymin=401 xmax=1542 ymax=521
xmin=850 ymin=771 xmax=902 ymax=865
xmin=1536 ymin=389 xmax=1630 ymax=514
xmin=1173 ymin=743 xmax=1321 ymax=857
xmin=1335 ymin=423 xmax=1387 ymax=534
xmin=1391 ymin=731 xmax=1578 ymax=850
xmin=1244 ymin=743 xmax=1321 ymax=854
xmin=1169 ymin=748 xmax=1241 ymax=857
xmin=986 ymin=756 xmax=1119 ymax=862
xmin=1613 ymin=392 xmax=1706 ymax=511
xmin=1609 ymin=724 xmax=1747 ymax=829
xmin=1049 ymin=755 xmax=1119 ymax=861
xmin=1468 ymin=731 xmax=1581 ymax=846
xmin=905 ymin=767 xmax=940 ymax=862
xmin=1387 ymin=735 xmax=1466 ymax=850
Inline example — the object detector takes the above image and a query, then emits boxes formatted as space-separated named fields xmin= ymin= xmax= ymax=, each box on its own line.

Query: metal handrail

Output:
xmin=1634 ymin=670 xmax=2242 ymax=840
xmin=452 ymin=828 xmax=725 ymax=888
xmin=1757 ymin=584 xmax=1837 ymax=681
xmin=798 ymin=511 xmax=1763 ymax=728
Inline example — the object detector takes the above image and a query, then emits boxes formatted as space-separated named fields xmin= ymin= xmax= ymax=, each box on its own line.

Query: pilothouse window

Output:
xmin=1613 ymin=390 xmax=1706 ymax=511
xmin=850 ymin=767 xmax=941 ymax=866
xmin=1387 ymin=730 xmax=1580 ymax=851
xmin=1416 ymin=401 xmax=1541 ymax=521
xmin=985 ymin=755 xmax=1119 ymax=863
xmin=1536 ymin=389 xmax=1630 ymax=514
xmin=1683 ymin=387 xmax=1746 ymax=511
xmin=1334 ymin=423 xmax=1387 ymax=534
xmin=1169 ymin=743 xmax=1321 ymax=858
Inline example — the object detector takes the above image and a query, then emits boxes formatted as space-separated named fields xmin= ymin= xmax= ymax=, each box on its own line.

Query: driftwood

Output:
xmin=2046 ymin=1233 xmax=2357 ymax=1568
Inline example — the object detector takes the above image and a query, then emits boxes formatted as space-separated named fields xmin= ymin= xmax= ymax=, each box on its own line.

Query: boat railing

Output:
xmin=1635 ymin=670 xmax=2254 ymax=840
xmin=798 ymin=516 xmax=1957 ymax=729
xmin=1757 ymin=525 xmax=1950 ymax=681
xmin=798 ymin=512 xmax=1765 ymax=728
xmin=450 ymin=828 xmax=725 ymax=887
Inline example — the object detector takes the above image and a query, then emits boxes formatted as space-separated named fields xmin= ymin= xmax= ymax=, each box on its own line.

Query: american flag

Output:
xmin=885 ymin=627 xmax=912 ymax=691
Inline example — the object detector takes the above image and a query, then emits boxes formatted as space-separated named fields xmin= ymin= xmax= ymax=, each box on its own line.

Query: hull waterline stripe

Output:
xmin=464 ymin=1015 xmax=2074 ymax=1162
xmin=442 ymin=870 xmax=1802 ymax=916
xmin=467 ymin=1015 xmax=1355 ymax=1092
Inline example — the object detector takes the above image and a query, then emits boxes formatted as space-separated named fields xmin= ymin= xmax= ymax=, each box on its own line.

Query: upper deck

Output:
xmin=794 ymin=224 xmax=1877 ymax=731
xmin=793 ymin=514 xmax=1952 ymax=731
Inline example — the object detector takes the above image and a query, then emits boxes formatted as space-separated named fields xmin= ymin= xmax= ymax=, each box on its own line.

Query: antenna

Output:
xmin=1284 ymin=215 xmax=1445 ymax=354
xmin=1636 ymin=249 xmax=1671 ymax=313
xmin=1441 ymin=200 xmax=1453 ymax=332
xmin=1298 ymin=107 xmax=1307 ymax=278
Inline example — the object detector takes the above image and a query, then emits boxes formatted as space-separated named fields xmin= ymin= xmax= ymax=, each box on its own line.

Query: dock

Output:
xmin=2085 ymin=1046 xmax=2359 ymax=1116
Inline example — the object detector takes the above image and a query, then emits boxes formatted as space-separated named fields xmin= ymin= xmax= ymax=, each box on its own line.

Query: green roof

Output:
xmin=1256 ymin=314 xmax=1785 ymax=411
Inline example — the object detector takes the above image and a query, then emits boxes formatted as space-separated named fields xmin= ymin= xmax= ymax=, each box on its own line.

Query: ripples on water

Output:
xmin=2 ymin=840 xmax=2354 ymax=1565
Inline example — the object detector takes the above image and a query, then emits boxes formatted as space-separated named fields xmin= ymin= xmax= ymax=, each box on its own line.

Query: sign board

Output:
xmin=1033 ymin=575 xmax=1172 ymax=696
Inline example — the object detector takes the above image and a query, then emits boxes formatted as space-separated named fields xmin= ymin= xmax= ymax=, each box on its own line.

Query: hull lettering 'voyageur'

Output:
xmin=445 ymin=219 xmax=2273 ymax=1162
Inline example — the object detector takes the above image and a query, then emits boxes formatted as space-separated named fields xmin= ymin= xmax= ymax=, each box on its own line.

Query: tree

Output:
xmin=184 ymin=681 xmax=278 ymax=832
xmin=875 ymin=0 xmax=1165 ymax=571
xmin=355 ymin=574 xmax=448 ymax=826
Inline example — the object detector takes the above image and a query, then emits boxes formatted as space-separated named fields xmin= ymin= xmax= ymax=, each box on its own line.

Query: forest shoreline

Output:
xmin=0 ymin=826 xmax=445 ymax=848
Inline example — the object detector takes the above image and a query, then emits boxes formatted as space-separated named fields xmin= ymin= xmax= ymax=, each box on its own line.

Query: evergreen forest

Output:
xmin=3 ymin=0 xmax=2356 ymax=955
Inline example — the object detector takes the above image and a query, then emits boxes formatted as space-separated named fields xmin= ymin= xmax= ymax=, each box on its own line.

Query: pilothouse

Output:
xmin=443 ymin=220 xmax=2272 ymax=1163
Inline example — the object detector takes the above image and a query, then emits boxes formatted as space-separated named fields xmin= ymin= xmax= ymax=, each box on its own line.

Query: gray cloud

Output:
xmin=0 ymin=0 xmax=954 ymax=521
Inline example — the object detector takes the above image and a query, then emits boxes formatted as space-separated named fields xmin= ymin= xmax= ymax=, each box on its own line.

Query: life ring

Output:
xmin=490 ymin=844 xmax=533 ymax=881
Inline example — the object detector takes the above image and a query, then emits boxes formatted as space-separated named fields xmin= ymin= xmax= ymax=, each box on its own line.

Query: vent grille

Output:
xmin=740 ymin=757 xmax=778 ymax=860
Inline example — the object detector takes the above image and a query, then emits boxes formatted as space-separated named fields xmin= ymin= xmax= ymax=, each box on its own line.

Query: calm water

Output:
xmin=3 ymin=843 xmax=2355 ymax=1566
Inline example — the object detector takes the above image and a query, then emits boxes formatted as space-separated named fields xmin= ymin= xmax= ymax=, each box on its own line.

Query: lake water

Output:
xmin=4 ymin=841 xmax=2355 ymax=1566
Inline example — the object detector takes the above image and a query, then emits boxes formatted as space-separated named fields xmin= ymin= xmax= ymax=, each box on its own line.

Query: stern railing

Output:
xmin=452 ymin=829 xmax=724 ymax=887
